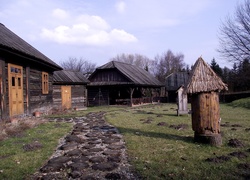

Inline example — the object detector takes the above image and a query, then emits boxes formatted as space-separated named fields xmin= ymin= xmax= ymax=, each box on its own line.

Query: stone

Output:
xmin=107 ymin=144 xmax=125 ymax=150
xmin=48 ymin=156 xmax=71 ymax=164
xmin=82 ymin=144 xmax=95 ymax=149
xmin=89 ymin=156 xmax=105 ymax=163
xmin=65 ymin=149 xmax=83 ymax=157
xmin=82 ymin=151 xmax=95 ymax=156
xmin=89 ymin=148 xmax=103 ymax=153
xmin=92 ymin=162 xmax=118 ymax=171
xmin=69 ymin=162 xmax=89 ymax=171
xmin=103 ymin=150 xmax=120 ymax=156
xmin=71 ymin=157 xmax=89 ymax=163
xmin=107 ymin=156 xmax=121 ymax=163
xmin=105 ymin=173 xmax=122 ymax=179
xmin=70 ymin=171 xmax=82 ymax=179
xmin=86 ymin=132 xmax=100 ymax=137
xmin=103 ymin=138 xmax=120 ymax=144
xmin=40 ymin=163 xmax=64 ymax=173
xmin=65 ymin=135 xmax=84 ymax=143
xmin=59 ymin=142 xmax=78 ymax=150
xmin=88 ymin=140 xmax=101 ymax=145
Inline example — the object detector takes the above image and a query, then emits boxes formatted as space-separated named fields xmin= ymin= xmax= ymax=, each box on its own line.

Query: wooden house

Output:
xmin=87 ymin=61 xmax=163 ymax=106
xmin=185 ymin=57 xmax=228 ymax=146
xmin=53 ymin=70 xmax=89 ymax=110
xmin=0 ymin=23 xmax=62 ymax=119
xmin=166 ymin=71 xmax=189 ymax=102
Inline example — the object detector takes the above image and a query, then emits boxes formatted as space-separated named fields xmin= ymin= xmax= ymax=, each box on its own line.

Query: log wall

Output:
xmin=53 ymin=85 xmax=87 ymax=109
xmin=28 ymin=68 xmax=54 ymax=114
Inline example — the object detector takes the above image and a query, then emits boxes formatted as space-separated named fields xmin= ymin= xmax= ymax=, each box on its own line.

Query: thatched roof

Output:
xmin=53 ymin=70 xmax=89 ymax=85
xmin=89 ymin=61 xmax=163 ymax=87
xmin=0 ymin=23 xmax=62 ymax=70
xmin=186 ymin=57 xmax=228 ymax=94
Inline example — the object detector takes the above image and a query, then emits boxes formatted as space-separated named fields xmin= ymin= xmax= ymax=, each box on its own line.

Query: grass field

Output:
xmin=0 ymin=100 xmax=249 ymax=179
xmin=105 ymin=103 xmax=250 ymax=179
xmin=0 ymin=122 xmax=72 ymax=179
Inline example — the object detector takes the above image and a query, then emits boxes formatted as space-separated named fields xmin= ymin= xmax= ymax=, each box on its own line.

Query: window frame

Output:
xmin=42 ymin=72 xmax=49 ymax=94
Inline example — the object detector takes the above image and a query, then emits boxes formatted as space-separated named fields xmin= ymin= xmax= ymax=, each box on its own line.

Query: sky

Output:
xmin=0 ymin=0 xmax=241 ymax=67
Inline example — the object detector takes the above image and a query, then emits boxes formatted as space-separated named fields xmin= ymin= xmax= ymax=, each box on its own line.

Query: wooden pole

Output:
xmin=130 ymin=88 xmax=134 ymax=107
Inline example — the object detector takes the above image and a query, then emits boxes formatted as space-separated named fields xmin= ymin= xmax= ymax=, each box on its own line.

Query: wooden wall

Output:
xmin=0 ymin=59 xmax=55 ymax=118
xmin=53 ymin=85 xmax=87 ymax=109
xmin=29 ymin=68 xmax=54 ymax=114
xmin=87 ymin=87 xmax=109 ymax=106
xmin=90 ymin=70 xmax=129 ymax=82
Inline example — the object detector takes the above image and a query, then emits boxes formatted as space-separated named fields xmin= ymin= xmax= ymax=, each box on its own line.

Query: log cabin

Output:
xmin=0 ymin=23 xmax=62 ymax=119
xmin=53 ymin=70 xmax=89 ymax=110
xmin=87 ymin=61 xmax=163 ymax=106
xmin=185 ymin=57 xmax=228 ymax=146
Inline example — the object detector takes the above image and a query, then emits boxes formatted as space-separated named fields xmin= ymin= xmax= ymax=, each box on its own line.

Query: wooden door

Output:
xmin=8 ymin=64 xmax=23 ymax=116
xmin=61 ymin=86 xmax=71 ymax=109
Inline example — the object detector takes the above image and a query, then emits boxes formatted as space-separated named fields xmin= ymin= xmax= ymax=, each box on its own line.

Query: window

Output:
xmin=42 ymin=72 xmax=49 ymax=94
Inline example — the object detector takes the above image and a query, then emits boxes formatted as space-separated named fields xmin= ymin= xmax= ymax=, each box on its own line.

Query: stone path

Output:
xmin=31 ymin=111 xmax=138 ymax=180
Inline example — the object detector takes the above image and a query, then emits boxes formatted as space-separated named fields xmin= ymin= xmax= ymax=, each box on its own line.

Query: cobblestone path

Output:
xmin=31 ymin=111 xmax=138 ymax=180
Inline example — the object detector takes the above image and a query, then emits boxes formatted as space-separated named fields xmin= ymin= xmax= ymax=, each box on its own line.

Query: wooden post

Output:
xmin=129 ymin=88 xmax=134 ymax=107
xmin=191 ymin=91 xmax=222 ymax=146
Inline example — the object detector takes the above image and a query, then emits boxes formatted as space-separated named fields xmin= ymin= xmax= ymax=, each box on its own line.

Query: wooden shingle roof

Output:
xmin=186 ymin=57 xmax=228 ymax=94
xmin=53 ymin=70 xmax=89 ymax=85
xmin=90 ymin=61 xmax=163 ymax=87
xmin=0 ymin=23 xmax=62 ymax=70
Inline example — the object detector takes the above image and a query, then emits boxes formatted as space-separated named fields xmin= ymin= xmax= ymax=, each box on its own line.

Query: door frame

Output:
xmin=61 ymin=86 xmax=71 ymax=109
xmin=8 ymin=63 xmax=24 ymax=116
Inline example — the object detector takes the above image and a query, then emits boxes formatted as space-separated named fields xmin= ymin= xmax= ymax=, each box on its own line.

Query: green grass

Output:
xmin=228 ymin=97 xmax=250 ymax=109
xmin=0 ymin=103 xmax=249 ymax=179
xmin=0 ymin=122 xmax=72 ymax=180
xmin=105 ymin=103 xmax=250 ymax=180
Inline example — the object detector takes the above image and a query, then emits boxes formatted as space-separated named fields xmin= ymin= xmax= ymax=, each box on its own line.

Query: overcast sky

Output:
xmin=0 ymin=0 xmax=240 ymax=67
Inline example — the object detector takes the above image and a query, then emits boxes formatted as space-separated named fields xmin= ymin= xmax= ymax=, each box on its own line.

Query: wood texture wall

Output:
xmin=191 ymin=92 xmax=220 ymax=134
xmin=87 ymin=87 xmax=109 ymax=106
xmin=90 ymin=70 xmax=128 ymax=82
xmin=53 ymin=85 xmax=87 ymax=109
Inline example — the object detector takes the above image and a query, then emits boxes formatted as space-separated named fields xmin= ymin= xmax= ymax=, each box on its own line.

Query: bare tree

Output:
xmin=218 ymin=0 xmax=250 ymax=63
xmin=154 ymin=50 xmax=185 ymax=82
xmin=110 ymin=53 xmax=155 ymax=73
xmin=60 ymin=57 xmax=96 ymax=76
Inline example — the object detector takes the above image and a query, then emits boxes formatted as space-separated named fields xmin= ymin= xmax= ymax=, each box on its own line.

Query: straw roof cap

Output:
xmin=186 ymin=57 xmax=228 ymax=94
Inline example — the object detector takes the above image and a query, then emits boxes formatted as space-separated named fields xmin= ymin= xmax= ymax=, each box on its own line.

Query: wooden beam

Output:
xmin=26 ymin=66 xmax=31 ymax=114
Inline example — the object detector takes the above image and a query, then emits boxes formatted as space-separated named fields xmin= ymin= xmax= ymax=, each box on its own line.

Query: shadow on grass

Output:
xmin=117 ymin=127 xmax=194 ymax=144
xmin=133 ymin=111 xmax=180 ymax=117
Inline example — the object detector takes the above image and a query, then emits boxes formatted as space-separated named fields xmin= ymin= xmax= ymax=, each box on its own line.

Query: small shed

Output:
xmin=186 ymin=57 xmax=228 ymax=146
xmin=87 ymin=61 xmax=163 ymax=106
xmin=53 ymin=70 xmax=89 ymax=110
xmin=0 ymin=23 xmax=62 ymax=119
xmin=166 ymin=72 xmax=189 ymax=102
xmin=176 ymin=85 xmax=188 ymax=116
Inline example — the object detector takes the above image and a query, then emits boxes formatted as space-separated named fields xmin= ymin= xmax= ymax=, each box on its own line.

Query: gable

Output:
xmin=89 ymin=68 xmax=132 ymax=85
